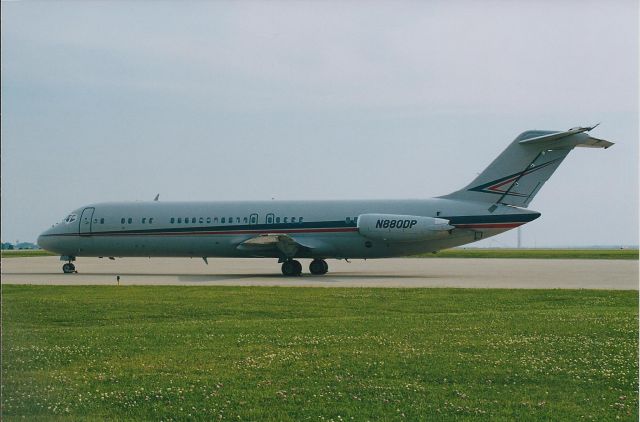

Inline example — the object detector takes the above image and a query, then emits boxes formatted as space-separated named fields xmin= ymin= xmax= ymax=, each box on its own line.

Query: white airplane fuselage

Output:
xmin=38 ymin=198 xmax=539 ymax=260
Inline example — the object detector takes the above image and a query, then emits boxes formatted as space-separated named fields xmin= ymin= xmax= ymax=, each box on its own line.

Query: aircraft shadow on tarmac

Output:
xmin=174 ymin=273 xmax=450 ymax=282
xmin=25 ymin=272 xmax=453 ymax=282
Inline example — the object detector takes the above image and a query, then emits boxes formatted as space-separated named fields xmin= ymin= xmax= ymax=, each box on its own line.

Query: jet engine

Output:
xmin=357 ymin=213 xmax=453 ymax=242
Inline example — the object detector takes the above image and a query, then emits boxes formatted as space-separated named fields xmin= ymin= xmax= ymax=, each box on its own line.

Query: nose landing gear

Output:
xmin=61 ymin=256 xmax=77 ymax=274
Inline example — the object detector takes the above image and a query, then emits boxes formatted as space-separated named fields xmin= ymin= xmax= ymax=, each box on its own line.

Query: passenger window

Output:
xmin=149 ymin=218 xmax=153 ymax=224
xmin=100 ymin=218 xmax=105 ymax=224
xmin=276 ymin=217 xmax=280 ymax=223
xmin=199 ymin=217 xmax=204 ymax=223
xmin=121 ymin=218 xmax=125 ymax=224
xmin=236 ymin=217 xmax=240 ymax=223
xmin=228 ymin=217 xmax=232 ymax=223
xmin=299 ymin=217 xmax=303 ymax=223
xmin=221 ymin=217 xmax=225 ymax=223
xmin=177 ymin=218 xmax=182 ymax=223
xmin=191 ymin=217 xmax=195 ymax=223
xmin=345 ymin=217 xmax=350 ymax=223
xmin=243 ymin=217 xmax=248 ymax=223
xmin=214 ymin=217 xmax=219 ymax=223
xmin=292 ymin=217 xmax=296 ymax=223
xmin=206 ymin=217 xmax=211 ymax=224
xmin=284 ymin=217 xmax=288 ymax=223
xmin=93 ymin=218 xmax=98 ymax=223
xmin=171 ymin=217 xmax=175 ymax=224
xmin=185 ymin=217 xmax=189 ymax=224
xmin=128 ymin=218 xmax=132 ymax=224
xmin=142 ymin=218 xmax=146 ymax=224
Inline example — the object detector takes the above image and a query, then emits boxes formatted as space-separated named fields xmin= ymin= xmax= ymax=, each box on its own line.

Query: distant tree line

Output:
xmin=1 ymin=242 xmax=39 ymax=250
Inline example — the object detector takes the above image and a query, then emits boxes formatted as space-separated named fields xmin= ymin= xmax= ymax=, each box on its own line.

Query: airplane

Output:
xmin=37 ymin=125 xmax=613 ymax=276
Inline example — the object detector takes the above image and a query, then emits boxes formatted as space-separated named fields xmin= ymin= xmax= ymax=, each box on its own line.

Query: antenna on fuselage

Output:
xmin=154 ymin=194 xmax=160 ymax=201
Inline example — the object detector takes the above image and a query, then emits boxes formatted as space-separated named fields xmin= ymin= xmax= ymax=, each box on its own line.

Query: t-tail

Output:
xmin=441 ymin=125 xmax=613 ymax=208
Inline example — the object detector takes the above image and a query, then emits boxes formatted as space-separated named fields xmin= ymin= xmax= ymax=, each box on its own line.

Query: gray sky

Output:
xmin=1 ymin=0 xmax=638 ymax=247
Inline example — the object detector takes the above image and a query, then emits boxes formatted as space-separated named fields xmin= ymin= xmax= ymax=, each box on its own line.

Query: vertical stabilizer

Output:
xmin=440 ymin=126 xmax=613 ymax=208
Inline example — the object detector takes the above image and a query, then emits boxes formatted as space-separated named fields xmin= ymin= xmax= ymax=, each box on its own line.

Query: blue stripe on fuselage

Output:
xmin=40 ymin=213 xmax=540 ymax=237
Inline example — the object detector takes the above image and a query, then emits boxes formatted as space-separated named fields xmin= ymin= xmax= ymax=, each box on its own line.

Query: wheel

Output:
xmin=309 ymin=259 xmax=328 ymax=275
xmin=62 ymin=263 xmax=75 ymax=274
xmin=292 ymin=260 xmax=302 ymax=275
xmin=282 ymin=260 xmax=302 ymax=276
xmin=281 ymin=261 xmax=294 ymax=276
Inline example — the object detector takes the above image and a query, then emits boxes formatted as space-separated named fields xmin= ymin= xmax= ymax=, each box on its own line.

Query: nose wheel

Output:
xmin=281 ymin=260 xmax=302 ymax=276
xmin=62 ymin=263 xmax=76 ymax=274
xmin=309 ymin=259 xmax=329 ymax=275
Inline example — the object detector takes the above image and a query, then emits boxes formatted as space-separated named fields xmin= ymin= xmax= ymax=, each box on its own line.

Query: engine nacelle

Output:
xmin=357 ymin=213 xmax=453 ymax=242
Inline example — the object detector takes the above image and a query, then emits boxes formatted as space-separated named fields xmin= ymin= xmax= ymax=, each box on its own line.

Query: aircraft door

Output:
xmin=250 ymin=213 xmax=258 ymax=225
xmin=79 ymin=207 xmax=95 ymax=234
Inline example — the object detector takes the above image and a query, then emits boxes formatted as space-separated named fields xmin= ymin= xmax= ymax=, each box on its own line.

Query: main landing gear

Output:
xmin=309 ymin=259 xmax=328 ymax=275
xmin=280 ymin=259 xmax=329 ymax=276
xmin=281 ymin=260 xmax=303 ymax=276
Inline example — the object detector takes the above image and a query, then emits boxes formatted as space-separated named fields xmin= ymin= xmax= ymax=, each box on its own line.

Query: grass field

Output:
xmin=1 ymin=250 xmax=55 ymax=258
xmin=2 ymin=248 xmax=638 ymax=259
xmin=417 ymin=248 xmax=639 ymax=260
xmin=2 ymin=286 xmax=637 ymax=421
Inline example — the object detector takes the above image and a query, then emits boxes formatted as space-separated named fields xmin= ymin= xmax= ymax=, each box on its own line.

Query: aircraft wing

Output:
xmin=236 ymin=233 xmax=314 ymax=258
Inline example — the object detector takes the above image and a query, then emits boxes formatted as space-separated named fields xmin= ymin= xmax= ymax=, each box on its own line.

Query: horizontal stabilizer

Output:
xmin=519 ymin=125 xmax=613 ymax=149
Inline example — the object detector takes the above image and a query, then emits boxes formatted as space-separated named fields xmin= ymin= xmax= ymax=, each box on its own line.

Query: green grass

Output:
xmin=2 ymin=286 xmax=637 ymax=421
xmin=416 ymin=248 xmax=639 ymax=260
xmin=1 ymin=250 xmax=55 ymax=258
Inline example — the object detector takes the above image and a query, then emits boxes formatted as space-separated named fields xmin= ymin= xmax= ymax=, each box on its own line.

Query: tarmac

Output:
xmin=1 ymin=256 xmax=638 ymax=289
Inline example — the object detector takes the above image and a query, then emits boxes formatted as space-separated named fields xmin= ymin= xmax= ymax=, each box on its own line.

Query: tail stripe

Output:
xmin=468 ymin=158 xmax=562 ymax=198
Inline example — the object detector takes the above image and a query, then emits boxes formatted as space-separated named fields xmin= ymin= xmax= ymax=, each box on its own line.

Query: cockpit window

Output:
xmin=63 ymin=214 xmax=77 ymax=224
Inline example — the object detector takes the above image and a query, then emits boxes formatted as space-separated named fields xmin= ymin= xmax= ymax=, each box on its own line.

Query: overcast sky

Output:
xmin=1 ymin=0 xmax=638 ymax=247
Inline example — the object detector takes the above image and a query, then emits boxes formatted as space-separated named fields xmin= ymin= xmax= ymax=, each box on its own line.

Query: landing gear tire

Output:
xmin=309 ymin=259 xmax=328 ymax=275
xmin=281 ymin=260 xmax=302 ymax=277
xmin=62 ymin=263 xmax=76 ymax=274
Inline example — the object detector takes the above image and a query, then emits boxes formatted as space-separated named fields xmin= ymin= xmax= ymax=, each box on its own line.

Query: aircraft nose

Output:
xmin=37 ymin=227 xmax=56 ymax=251
xmin=37 ymin=233 xmax=48 ymax=250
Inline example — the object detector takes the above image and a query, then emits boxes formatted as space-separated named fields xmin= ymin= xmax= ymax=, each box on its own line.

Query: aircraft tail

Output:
xmin=441 ymin=125 xmax=613 ymax=208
